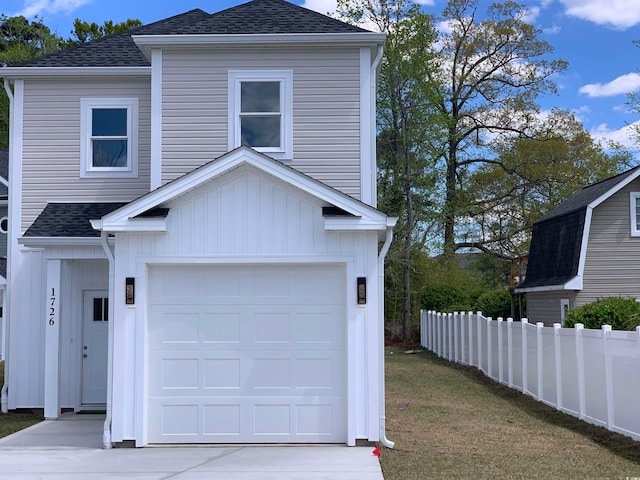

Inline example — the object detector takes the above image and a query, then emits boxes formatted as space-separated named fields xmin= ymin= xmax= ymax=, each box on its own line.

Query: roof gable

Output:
xmin=95 ymin=147 xmax=391 ymax=234
xmin=518 ymin=165 xmax=640 ymax=291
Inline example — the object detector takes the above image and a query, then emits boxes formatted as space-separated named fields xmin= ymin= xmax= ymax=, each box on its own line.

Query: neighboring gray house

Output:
xmin=516 ymin=165 xmax=640 ymax=325
xmin=0 ymin=0 xmax=397 ymax=448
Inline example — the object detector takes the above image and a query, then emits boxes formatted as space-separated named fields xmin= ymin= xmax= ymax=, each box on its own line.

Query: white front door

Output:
xmin=81 ymin=290 xmax=108 ymax=405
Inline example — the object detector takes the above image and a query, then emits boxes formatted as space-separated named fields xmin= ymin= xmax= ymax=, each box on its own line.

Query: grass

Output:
xmin=0 ymin=361 xmax=43 ymax=439
xmin=380 ymin=347 xmax=640 ymax=480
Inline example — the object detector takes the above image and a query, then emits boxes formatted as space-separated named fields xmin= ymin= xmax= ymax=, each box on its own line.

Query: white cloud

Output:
xmin=590 ymin=121 xmax=638 ymax=147
xmin=301 ymin=0 xmax=337 ymax=16
xmin=18 ymin=0 xmax=90 ymax=17
xmin=522 ymin=6 xmax=540 ymax=24
xmin=542 ymin=23 xmax=561 ymax=34
xmin=579 ymin=73 xmax=640 ymax=98
xmin=559 ymin=0 xmax=640 ymax=29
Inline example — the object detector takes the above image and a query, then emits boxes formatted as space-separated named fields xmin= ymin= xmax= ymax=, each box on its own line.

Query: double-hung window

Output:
xmin=228 ymin=70 xmax=293 ymax=160
xmin=631 ymin=192 xmax=640 ymax=236
xmin=80 ymin=98 xmax=138 ymax=177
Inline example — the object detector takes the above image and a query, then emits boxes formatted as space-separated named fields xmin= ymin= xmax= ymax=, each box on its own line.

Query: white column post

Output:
xmin=44 ymin=259 xmax=61 ymax=419
xmin=477 ymin=313 xmax=483 ymax=370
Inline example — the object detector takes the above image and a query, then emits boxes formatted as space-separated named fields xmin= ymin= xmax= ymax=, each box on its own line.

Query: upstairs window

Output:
xmin=228 ymin=70 xmax=293 ymax=160
xmin=81 ymin=98 xmax=138 ymax=178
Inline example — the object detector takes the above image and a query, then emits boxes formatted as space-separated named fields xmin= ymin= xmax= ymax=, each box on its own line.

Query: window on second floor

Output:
xmin=80 ymin=98 xmax=138 ymax=178
xmin=630 ymin=192 xmax=640 ymax=236
xmin=228 ymin=70 xmax=293 ymax=160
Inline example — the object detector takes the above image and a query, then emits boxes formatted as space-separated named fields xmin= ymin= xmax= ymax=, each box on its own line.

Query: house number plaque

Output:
xmin=49 ymin=288 xmax=57 ymax=326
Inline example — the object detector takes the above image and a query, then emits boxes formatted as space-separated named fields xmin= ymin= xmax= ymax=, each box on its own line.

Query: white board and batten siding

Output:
xmin=109 ymin=164 xmax=381 ymax=445
xmin=20 ymin=78 xmax=152 ymax=231
xmin=578 ymin=179 xmax=640 ymax=305
xmin=161 ymin=48 xmax=361 ymax=198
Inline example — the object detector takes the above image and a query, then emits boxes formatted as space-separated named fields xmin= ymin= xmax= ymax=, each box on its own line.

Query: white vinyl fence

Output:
xmin=420 ymin=310 xmax=640 ymax=441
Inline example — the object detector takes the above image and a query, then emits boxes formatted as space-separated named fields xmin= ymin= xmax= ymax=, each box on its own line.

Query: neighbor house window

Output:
xmin=80 ymin=98 xmax=138 ymax=178
xmin=228 ymin=70 xmax=293 ymax=160
xmin=630 ymin=192 xmax=640 ymax=236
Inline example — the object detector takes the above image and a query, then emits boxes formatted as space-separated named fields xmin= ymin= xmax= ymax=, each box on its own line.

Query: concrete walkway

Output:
xmin=0 ymin=415 xmax=385 ymax=480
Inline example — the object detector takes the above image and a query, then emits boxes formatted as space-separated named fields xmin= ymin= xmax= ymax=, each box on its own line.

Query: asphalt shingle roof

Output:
xmin=19 ymin=0 xmax=368 ymax=68
xmin=24 ymin=203 xmax=126 ymax=237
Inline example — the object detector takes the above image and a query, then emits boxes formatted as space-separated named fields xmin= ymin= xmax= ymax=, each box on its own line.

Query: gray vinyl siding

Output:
xmin=161 ymin=48 xmax=361 ymax=198
xmin=526 ymin=290 xmax=577 ymax=326
xmin=21 ymin=78 xmax=151 ymax=231
xmin=577 ymin=179 xmax=640 ymax=305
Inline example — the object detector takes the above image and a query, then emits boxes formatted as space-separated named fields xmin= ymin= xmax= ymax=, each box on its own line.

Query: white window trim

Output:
xmin=560 ymin=298 xmax=570 ymax=326
xmin=80 ymin=98 xmax=139 ymax=178
xmin=228 ymin=70 xmax=293 ymax=160
xmin=630 ymin=192 xmax=640 ymax=236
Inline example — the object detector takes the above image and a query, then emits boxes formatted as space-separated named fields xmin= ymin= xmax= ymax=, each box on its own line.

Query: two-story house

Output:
xmin=0 ymin=0 xmax=396 ymax=448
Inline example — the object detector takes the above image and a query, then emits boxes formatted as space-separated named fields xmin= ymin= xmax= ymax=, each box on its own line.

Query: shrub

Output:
xmin=475 ymin=289 xmax=512 ymax=319
xmin=564 ymin=297 xmax=640 ymax=330
xmin=420 ymin=283 xmax=467 ymax=312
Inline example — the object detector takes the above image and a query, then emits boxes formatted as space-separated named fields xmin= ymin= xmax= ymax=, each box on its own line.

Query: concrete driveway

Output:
xmin=0 ymin=415 xmax=385 ymax=479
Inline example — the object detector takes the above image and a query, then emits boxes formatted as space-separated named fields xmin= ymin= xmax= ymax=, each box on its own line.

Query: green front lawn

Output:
xmin=0 ymin=361 xmax=43 ymax=439
xmin=380 ymin=348 xmax=640 ymax=479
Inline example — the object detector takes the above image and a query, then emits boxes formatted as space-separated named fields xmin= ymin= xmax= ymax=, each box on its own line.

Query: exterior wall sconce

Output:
xmin=357 ymin=277 xmax=366 ymax=305
xmin=125 ymin=277 xmax=135 ymax=305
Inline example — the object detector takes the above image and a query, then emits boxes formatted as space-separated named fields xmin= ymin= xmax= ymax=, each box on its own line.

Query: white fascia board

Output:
xmin=587 ymin=169 xmax=640 ymax=211
xmin=100 ymin=147 xmax=388 ymax=230
xmin=0 ymin=67 xmax=150 ymax=79
xmin=324 ymin=218 xmax=387 ymax=232
xmin=18 ymin=236 xmax=108 ymax=247
xmin=514 ymin=276 xmax=583 ymax=294
xmin=133 ymin=33 xmax=386 ymax=50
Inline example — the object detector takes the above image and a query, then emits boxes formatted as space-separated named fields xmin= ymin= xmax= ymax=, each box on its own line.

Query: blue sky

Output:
xmin=4 ymin=0 xmax=640 ymax=151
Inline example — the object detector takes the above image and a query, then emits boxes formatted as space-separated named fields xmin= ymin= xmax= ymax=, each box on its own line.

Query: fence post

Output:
xmin=460 ymin=311 xmax=466 ymax=365
xmin=507 ymin=318 xmax=513 ymax=388
xmin=553 ymin=323 xmax=563 ymax=411
xmin=497 ymin=317 xmax=504 ymax=384
xmin=487 ymin=316 xmax=493 ymax=378
xmin=522 ymin=318 xmax=528 ymax=395
xmin=468 ymin=311 xmax=474 ymax=367
xmin=420 ymin=310 xmax=425 ymax=347
xmin=448 ymin=313 xmax=454 ymax=361
xmin=437 ymin=312 xmax=443 ymax=357
xmin=603 ymin=325 xmax=614 ymax=430
xmin=454 ymin=312 xmax=459 ymax=363
xmin=429 ymin=311 xmax=434 ymax=352
xmin=575 ymin=323 xmax=585 ymax=420
xmin=477 ymin=312 xmax=483 ymax=371
xmin=536 ymin=322 xmax=544 ymax=401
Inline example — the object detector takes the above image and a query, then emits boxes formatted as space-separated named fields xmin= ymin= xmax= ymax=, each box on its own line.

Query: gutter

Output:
xmin=377 ymin=223 xmax=396 ymax=448
xmin=1 ymin=78 xmax=12 ymax=413
xmin=99 ymin=231 xmax=115 ymax=449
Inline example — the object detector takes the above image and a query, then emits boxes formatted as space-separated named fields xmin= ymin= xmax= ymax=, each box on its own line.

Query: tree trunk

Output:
xmin=403 ymin=159 xmax=412 ymax=343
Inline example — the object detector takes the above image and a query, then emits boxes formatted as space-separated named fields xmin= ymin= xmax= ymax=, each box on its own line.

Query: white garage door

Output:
xmin=147 ymin=264 xmax=347 ymax=443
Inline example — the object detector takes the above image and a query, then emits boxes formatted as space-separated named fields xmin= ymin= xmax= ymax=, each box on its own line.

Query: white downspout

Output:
xmin=369 ymin=44 xmax=384 ymax=208
xmin=99 ymin=231 xmax=115 ymax=449
xmin=378 ymin=223 xmax=396 ymax=448
xmin=1 ymin=77 xmax=13 ymax=414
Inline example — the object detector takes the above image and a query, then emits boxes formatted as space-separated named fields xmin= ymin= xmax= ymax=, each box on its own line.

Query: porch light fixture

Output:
xmin=125 ymin=277 xmax=135 ymax=305
xmin=357 ymin=277 xmax=366 ymax=305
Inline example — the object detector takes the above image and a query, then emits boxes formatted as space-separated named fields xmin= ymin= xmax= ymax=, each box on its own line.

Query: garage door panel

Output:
xmin=148 ymin=396 xmax=346 ymax=442
xmin=148 ymin=264 xmax=346 ymax=443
